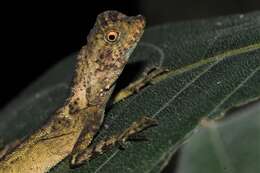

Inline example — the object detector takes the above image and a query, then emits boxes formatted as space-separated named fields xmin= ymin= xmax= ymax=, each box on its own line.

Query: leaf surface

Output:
xmin=0 ymin=11 xmax=260 ymax=173
xmin=176 ymin=101 xmax=260 ymax=173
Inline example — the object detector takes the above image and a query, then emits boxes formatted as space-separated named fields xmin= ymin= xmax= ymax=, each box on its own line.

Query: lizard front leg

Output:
xmin=69 ymin=106 xmax=105 ymax=166
xmin=113 ymin=67 xmax=169 ymax=103
xmin=70 ymin=116 xmax=158 ymax=167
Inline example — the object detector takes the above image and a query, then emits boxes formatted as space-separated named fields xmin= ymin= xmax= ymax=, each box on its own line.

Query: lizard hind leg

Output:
xmin=69 ymin=116 xmax=158 ymax=168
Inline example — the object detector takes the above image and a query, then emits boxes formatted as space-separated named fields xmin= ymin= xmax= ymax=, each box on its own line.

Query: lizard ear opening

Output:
xmin=105 ymin=30 xmax=120 ymax=43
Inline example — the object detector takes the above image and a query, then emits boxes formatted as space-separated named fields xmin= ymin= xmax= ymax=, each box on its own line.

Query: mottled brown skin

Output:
xmin=0 ymin=11 xmax=156 ymax=173
xmin=72 ymin=116 xmax=158 ymax=166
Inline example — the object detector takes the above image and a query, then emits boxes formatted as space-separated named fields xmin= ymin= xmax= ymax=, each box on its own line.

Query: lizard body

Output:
xmin=0 ymin=11 xmax=147 ymax=173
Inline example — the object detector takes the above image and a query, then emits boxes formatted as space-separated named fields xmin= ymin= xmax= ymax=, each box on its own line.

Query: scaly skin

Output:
xmin=0 ymin=11 xmax=146 ymax=173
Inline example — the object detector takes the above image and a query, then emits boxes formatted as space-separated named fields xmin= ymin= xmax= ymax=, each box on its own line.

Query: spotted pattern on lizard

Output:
xmin=0 ymin=10 xmax=157 ymax=173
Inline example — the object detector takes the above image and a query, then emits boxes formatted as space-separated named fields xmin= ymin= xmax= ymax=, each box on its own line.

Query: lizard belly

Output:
xmin=0 ymin=116 xmax=85 ymax=173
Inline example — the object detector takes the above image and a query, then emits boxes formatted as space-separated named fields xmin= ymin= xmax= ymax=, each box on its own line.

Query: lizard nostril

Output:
xmin=135 ymin=15 xmax=145 ymax=27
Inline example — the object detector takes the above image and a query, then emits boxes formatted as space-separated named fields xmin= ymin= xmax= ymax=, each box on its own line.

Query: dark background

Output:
xmin=1 ymin=0 xmax=259 ymax=109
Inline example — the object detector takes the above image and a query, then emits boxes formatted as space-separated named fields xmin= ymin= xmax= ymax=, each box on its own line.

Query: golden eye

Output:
xmin=105 ymin=31 xmax=120 ymax=43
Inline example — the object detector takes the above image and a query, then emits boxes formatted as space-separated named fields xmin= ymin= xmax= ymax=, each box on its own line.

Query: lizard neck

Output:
xmin=65 ymin=46 xmax=115 ymax=115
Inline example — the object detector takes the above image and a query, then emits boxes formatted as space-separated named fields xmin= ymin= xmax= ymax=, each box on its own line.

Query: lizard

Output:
xmin=0 ymin=10 xmax=158 ymax=173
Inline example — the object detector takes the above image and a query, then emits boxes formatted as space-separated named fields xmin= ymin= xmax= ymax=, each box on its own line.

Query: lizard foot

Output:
xmin=70 ymin=116 xmax=158 ymax=168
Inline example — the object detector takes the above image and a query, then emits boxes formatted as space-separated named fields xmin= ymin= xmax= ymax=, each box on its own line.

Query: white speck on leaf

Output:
xmin=216 ymin=22 xmax=222 ymax=26
xmin=239 ymin=14 xmax=244 ymax=19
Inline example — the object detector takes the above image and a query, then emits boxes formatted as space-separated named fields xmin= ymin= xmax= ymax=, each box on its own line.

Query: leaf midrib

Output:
xmin=152 ymin=43 xmax=260 ymax=84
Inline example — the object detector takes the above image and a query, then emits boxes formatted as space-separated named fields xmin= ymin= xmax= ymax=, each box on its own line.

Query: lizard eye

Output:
xmin=105 ymin=31 xmax=120 ymax=43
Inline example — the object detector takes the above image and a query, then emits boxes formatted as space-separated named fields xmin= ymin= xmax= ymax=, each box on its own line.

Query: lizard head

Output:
xmin=92 ymin=10 xmax=145 ymax=61
xmin=86 ymin=10 xmax=145 ymax=94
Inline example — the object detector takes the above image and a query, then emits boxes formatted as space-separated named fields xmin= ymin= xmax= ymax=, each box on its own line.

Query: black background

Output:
xmin=1 ymin=0 xmax=259 ymax=108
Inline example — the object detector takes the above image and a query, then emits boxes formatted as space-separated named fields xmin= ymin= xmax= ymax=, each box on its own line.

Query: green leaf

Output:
xmin=0 ymin=11 xmax=260 ymax=173
xmin=176 ymin=101 xmax=260 ymax=173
